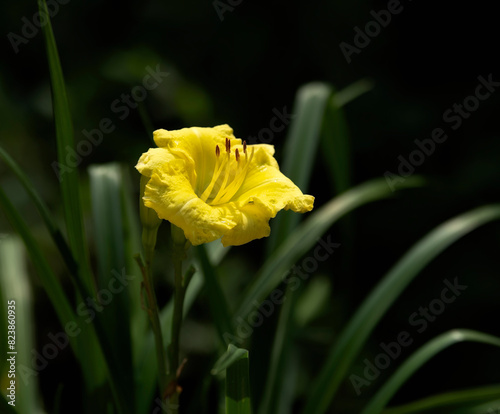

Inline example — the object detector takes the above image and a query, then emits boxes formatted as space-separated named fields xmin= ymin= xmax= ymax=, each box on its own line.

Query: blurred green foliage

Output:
xmin=1 ymin=1 xmax=500 ymax=413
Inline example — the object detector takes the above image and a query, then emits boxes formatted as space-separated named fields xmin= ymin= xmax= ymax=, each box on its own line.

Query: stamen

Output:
xmin=199 ymin=144 xmax=225 ymax=202
xmin=201 ymin=141 xmax=254 ymax=205
xmin=213 ymin=147 xmax=255 ymax=205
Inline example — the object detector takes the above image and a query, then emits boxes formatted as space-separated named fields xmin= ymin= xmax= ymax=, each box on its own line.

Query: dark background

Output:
xmin=1 ymin=0 xmax=499 ymax=413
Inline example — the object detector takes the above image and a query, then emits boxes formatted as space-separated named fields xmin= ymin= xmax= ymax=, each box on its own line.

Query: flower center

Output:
xmin=199 ymin=138 xmax=254 ymax=205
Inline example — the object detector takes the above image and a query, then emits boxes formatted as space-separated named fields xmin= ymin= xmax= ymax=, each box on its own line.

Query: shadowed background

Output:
xmin=1 ymin=0 xmax=499 ymax=412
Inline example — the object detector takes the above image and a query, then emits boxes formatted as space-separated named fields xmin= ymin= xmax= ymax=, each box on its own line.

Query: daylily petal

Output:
xmin=232 ymin=145 xmax=315 ymax=215
xmin=142 ymin=158 xmax=239 ymax=246
xmin=220 ymin=199 xmax=272 ymax=247
xmin=153 ymin=125 xmax=239 ymax=196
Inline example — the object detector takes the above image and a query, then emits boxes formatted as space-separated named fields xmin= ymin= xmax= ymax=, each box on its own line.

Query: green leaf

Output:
xmin=320 ymin=95 xmax=351 ymax=195
xmin=332 ymin=78 xmax=374 ymax=108
xmin=382 ymin=384 xmax=500 ymax=414
xmin=196 ymin=244 xmax=233 ymax=345
xmin=294 ymin=276 xmax=331 ymax=327
xmin=89 ymin=164 xmax=135 ymax=408
xmin=236 ymin=176 xmax=424 ymax=323
xmin=0 ymin=187 xmax=77 ymax=336
xmin=362 ymin=330 xmax=500 ymax=414
xmin=0 ymin=235 xmax=42 ymax=414
xmin=257 ymin=285 xmax=297 ymax=414
xmin=213 ymin=345 xmax=252 ymax=414
xmin=0 ymin=145 xmax=77 ymax=275
xmin=321 ymin=78 xmax=374 ymax=196
xmin=456 ymin=399 xmax=500 ymax=414
xmin=266 ymin=82 xmax=332 ymax=254
xmin=212 ymin=344 xmax=249 ymax=375
xmin=38 ymin=0 xmax=92 ymax=293
xmin=303 ymin=204 xmax=500 ymax=414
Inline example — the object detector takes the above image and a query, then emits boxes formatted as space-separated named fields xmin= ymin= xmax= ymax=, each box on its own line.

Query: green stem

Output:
xmin=167 ymin=224 xmax=190 ymax=412
xmin=144 ymin=247 xmax=169 ymax=397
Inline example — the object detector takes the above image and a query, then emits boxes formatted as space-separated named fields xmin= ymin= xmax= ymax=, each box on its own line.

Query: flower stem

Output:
xmin=146 ymin=251 xmax=169 ymax=395
xmin=137 ymin=228 xmax=169 ymax=400
xmin=166 ymin=224 xmax=190 ymax=412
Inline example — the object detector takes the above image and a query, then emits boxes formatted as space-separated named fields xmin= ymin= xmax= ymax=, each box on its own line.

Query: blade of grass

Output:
xmin=196 ymin=244 xmax=233 ymax=345
xmin=0 ymin=146 xmax=77 ymax=275
xmin=266 ymin=82 xmax=332 ymax=254
xmin=0 ymin=186 xmax=77 ymax=334
xmin=0 ymin=235 xmax=42 ymax=414
xmin=38 ymin=0 xmax=92 ymax=293
xmin=213 ymin=345 xmax=252 ymax=414
xmin=212 ymin=344 xmax=249 ymax=375
xmin=303 ymin=204 xmax=500 ymax=414
xmin=257 ymin=285 xmax=297 ymax=414
xmin=0 ymin=184 xmax=133 ymax=413
xmin=382 ymin=384 xmax=500 ymax=414
xmin=37 ymin=2 xmax=124 ymax=407
xmin=236 ymin=176 xmax=424 ymax=323
xmin=89 ymin=164 xmax=134 ymax=409
xmin=332 ymin=78 xmax=374 ymax=108
xmin=456 ymin=399 xmax=500 ymax=414
xmin=362 ymin=330 xmax=500 ymax=414
xmin=321 ymin=95 xmax=351 ymax=195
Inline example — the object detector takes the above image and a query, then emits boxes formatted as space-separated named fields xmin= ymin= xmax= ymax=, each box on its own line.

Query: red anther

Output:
xmin=243 ymin=140 xmax=247 ymax=154
xmin=235 ymin=148 xmax=240 ymax=162
xmin=216 ymin=145 xmax=220 ymax=157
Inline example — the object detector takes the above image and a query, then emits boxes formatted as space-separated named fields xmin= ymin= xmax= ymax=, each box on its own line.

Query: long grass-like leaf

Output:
xmin=266 ymin=83 xmax=332 ymax=254
xmin=0 ymin=146 xmax=77 ymax=274
xmin=0 ymin=187 xmax=77 ymax=333
xmin=321 ymin=95 xmax=351 ymax=195
xmin=89 ymin=164 xmax=135 ymax=409
xmin=38 ymin=0 xmax=92 ymax=292
xmin=456 ymin=399 xmax=500 ymax=414
xmin=362 ymin=330 xmax=500 ymax=414
xmin=218 ymin=345 xmax=252 ymax=414
xmin=257 ymin=285 xmax=296 ymax=414
xmin=382 ymin=384 xmax=500 ymax=414
xmin=0 ymin=235 xmax=42 ymax=414
xmin=303 ymin=204 xmax=500 ymax=414
xmin=236 ymin=177 xmax=423 ymax=323
xmin=196 ymin=244 xmax=233 ymax=345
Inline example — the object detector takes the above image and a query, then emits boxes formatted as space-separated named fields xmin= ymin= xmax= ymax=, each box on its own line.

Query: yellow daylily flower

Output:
xmin=136 ymin=124 xmax=314 ymax=247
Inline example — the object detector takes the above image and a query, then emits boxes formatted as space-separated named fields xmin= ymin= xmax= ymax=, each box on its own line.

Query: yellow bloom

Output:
xmin=136 ymin=124 xmax=314 ymax=247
